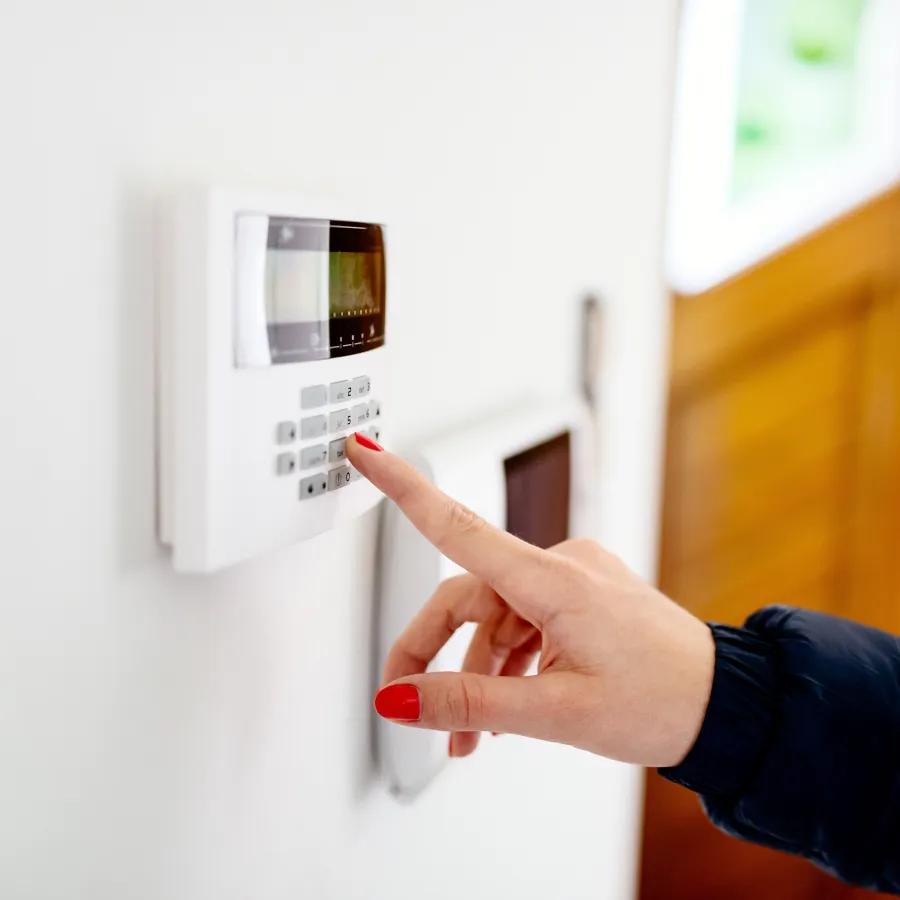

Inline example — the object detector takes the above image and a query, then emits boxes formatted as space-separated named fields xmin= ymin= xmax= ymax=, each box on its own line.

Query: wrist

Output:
xmin=665 ymin=618 xmax=717 ymax=767
xmin=660 ymin=623 xmax=779 ymax=796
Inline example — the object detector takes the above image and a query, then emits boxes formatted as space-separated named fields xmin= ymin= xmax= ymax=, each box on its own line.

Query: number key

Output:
xmin=301 ymin=415 xmax=328 ymax=440
xmin=328 ymin=466 xmax=353 ymax=491
xmin=276 ymin=453 xmax=297 ymax=475
xmin=300 ymin=473 xmax=328 ymax=500
xmin=329 ymin=381 xmax=351 ymax=404
xmin=329 ymin=438 xmax=347 ymax=463
xmin=300 ymin=444 xmax=328 ymax=469
xmin=301 ymin=385 xmax=328 ymax=409
xmin=276 ymin=421 xmax=297 ymax=444
xmin=329 ymin=409 xmax=352 ymax=433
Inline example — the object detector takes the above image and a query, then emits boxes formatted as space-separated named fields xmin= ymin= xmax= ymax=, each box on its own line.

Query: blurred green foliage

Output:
xmin=731 ymin=0 xmax=868 ymax=200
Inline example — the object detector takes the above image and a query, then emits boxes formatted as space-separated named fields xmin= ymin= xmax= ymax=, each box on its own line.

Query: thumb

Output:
xmin=374 ymin=671 xmax=557 ymax=736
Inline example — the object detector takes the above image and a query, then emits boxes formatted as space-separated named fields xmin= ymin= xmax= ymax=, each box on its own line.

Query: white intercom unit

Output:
xmin=159 ymin=187 xmax=388 ymax=572
xmin=377 ymin=399 xmax=593 ymax=798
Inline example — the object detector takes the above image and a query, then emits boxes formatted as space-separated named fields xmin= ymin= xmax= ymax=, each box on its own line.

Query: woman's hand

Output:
xmin=347 ymin=433 xmax=715 ymax=766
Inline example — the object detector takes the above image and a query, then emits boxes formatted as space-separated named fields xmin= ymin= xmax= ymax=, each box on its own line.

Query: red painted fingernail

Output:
xmin=374 ymin=684 xmax=420 ymax=721
xmin=448 ymin=734 xmax=455 ymax=757
xmin=491 ymin=732 xmax=499 ymax=737
xmin=354 ymin=432 xmax=383 ymax=452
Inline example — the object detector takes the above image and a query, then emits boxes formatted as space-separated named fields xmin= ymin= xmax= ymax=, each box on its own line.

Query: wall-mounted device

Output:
xmin=377 ymin=399 xmax=592 ymax=798
xmin=159 ymin=187 xmax=388 ymax=572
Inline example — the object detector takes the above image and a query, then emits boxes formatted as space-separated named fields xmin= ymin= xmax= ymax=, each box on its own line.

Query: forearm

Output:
xmin=661 ymin=607 xmax=900 ymax=894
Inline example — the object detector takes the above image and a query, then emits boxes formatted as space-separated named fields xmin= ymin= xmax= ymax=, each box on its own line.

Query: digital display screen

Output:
xmin=504 ymin=432 xmax=571 ymax=550
xmin=259 ymin=218 xmax=385 ymax=364
xmin=328 ymin=252 xmax=382 ymax=317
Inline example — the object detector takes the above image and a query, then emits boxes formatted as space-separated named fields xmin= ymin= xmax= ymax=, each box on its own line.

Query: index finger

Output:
xmin=347 ymin=433 xmax=557 ymax=610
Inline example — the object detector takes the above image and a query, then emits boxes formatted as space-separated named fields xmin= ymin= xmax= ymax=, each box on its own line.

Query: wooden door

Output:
xmin=640 ymin=188 xmax=900 ymax=900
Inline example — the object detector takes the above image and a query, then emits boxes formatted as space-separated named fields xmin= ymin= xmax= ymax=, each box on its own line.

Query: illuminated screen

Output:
xmin=261 ymin=218 xmax=385 ymax=363
xmin=504 ymin=432 xmax=571 ymax=550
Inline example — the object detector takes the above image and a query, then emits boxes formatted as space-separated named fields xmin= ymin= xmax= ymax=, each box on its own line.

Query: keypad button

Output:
xmin=329 ymin=408 xmax=353 ymax=433
xmin=300 ymin=444 xmax=328 ymax=469
xmin=328 ymin=438 xmax=347 ymax=463
xmin=300 ymin=473 xmax=328 ymax=500
xmin=301 ymin=385 xmax=328 ymax=409
xmin=351 ymin=403 xmax=370 ymax=426
xmin=368 ymin=399 xmax=381 ymax=419
xmin=276 ymin=421 xmax=297 ymax=444
xmin=329 ymin=380 xmax=351 ymax=404
xmin=352 ymin=376 xmax=371 ymax=398
xmin=349 ymin=464 xmax=364 ymax=482
xmin=300 ymin=415 xmax=328 ymax=440
xmin=276 ymin=453 xmax=297 ymax=475
xmin=368 ymin=424 xmax=382 ymax=444
xmin=328 ymin=465 xmax=353 ymax=492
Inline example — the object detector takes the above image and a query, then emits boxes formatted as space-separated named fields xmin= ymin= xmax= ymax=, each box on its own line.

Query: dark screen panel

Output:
xmin=504 ymin=432 xmax=571 ymax=549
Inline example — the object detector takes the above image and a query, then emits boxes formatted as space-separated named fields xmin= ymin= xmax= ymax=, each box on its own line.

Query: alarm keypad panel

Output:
xmin=274 ymin=377 xmax=382 ymax=499
xmin=159 ymin=187 xmax=390 ymax=573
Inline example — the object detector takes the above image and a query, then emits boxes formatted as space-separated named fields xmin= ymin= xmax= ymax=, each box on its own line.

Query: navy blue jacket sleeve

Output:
xmin=661 ymin=606 xmax=900 ymax=894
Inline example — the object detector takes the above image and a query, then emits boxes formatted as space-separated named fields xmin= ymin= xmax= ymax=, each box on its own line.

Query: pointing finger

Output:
xmin=348 ymin=433 xmax=571 ymax=617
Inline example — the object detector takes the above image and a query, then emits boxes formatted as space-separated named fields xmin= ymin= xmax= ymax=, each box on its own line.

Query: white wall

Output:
xmin=0 ymin=3 xmax=677 ymax=898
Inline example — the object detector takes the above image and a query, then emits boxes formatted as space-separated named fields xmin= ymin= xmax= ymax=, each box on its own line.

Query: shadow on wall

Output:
xmin=114 ymin=185 xmax=165 ymax=573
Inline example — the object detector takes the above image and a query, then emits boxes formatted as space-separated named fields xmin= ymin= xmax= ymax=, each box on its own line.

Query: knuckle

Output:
xmin=443 ymin=497 xmax=487 ymax=539
xmin=561 ymin=537 xmax=592 ymax=551
xmin=544 ymin=556 xmax=596 ymax=612
xmin=437 ymin=678 xmax=485 ymax=730
xmin=553 ymin=538 xmax=631 ymax=578
xmin=497 ymin=546 xmax=573 ymax=610
xmin=494 ymin=612 xmax=536 ymax=651
xmin=443 ymin=603 xmax=458 ymax=640
xmin=432 ymin=573 xmax=468 ymax=607
xmin=566 ymin=537 xmax=601 ymax=557
xmin=555 ymin=537 xmax=605 ymax=565
xmin=532 ymin=546 xmax=573 ymax=578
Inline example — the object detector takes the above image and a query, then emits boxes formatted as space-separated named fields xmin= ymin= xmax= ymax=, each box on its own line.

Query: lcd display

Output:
xmin=504 ymin=432 xmax=571 ymax=550
xmin=243 ymin=217 xmax=385 ymax=365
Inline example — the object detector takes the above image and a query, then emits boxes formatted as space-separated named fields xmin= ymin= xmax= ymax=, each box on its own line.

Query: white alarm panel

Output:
xmin=377 ymin=399 xmax=593 ymax=798
xmin=158 ymin=186 xmax=389 ymax=572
